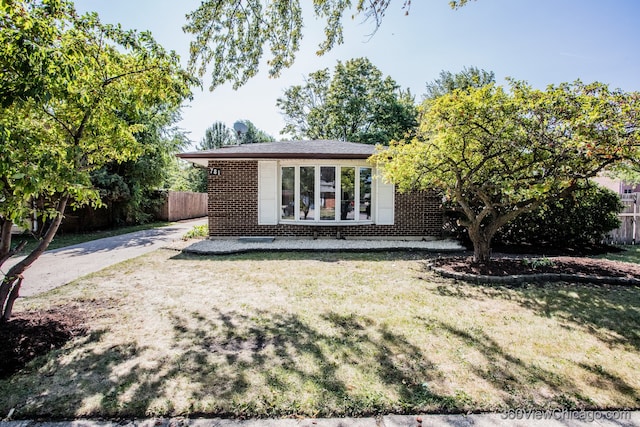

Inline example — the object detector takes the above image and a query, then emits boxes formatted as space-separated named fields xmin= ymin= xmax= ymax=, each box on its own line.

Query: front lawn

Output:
xmin=1 ymin=250 xmax=638 ymax=418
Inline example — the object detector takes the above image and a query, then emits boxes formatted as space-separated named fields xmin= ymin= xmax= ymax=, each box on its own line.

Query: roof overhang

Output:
xmin=177 ymin=140 xmax=378 ymax=167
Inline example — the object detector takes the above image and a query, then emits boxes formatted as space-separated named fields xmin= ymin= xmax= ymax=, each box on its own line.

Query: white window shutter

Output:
xmin=258 ymin=161 xmax=278 ymax=225
xmin=375 ymin=172 xmax=395 ymax=225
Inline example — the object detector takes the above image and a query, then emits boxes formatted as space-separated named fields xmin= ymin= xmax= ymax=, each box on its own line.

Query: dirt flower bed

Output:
xmin=0 ymin=304 xmax=88 ymax=379
xmin=430 ymin=255 xmax=640 ymax=278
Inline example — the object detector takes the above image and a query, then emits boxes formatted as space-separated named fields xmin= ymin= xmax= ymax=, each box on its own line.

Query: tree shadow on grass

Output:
xmin=513 ymin=283 xmax=640 ymax=351
xmin=427 ymin=279 xmax=640 ymax=408
xmin=440 ymin=323 xmax=640 ymax=409
xmin=0 ymin=308 xmax=465 ymax=419
xmin=432 ymin=278 xmax=640 ymax=351
xmin=433 ymin=320 xmax=640 ymax=409
xmin=165 ymin=309 xmax=460 ymax=416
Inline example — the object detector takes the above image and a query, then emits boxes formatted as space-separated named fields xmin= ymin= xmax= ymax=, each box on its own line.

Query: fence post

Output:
xmin=633 ymin=193 xmax=638 ymax=245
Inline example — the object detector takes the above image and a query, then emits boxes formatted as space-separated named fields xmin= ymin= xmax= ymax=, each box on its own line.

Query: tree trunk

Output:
xmin=467 ymin=226 xmax=494 ymax=264
xmin=0 ymin=219 xmax=28 ymax=267
xmin=0 ymin=218 xmax=12 ymax=258
xmin=0 ymin=194 xmax=69 ymax=322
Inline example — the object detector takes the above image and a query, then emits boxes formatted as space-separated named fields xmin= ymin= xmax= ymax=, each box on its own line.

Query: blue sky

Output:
xmin=73 ymin=0 xmax=640 ymax=149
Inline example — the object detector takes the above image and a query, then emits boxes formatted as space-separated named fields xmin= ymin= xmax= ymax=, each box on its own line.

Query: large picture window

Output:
xmin=280 ymin=164 xmax=374 ymax=223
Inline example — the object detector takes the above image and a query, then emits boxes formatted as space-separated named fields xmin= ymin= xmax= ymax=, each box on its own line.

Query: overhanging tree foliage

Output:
xmin=372 ymin=80 xmax=640 ymax=263
xmin=0 ymin=0 xmax=193 ymax=321
xmin=277 ymin=57 xmax=417 ymax=144
xmin=184 ymin=0 xmax=471 ymax=91
xmin=0 ymin=0 xmax=69 ymax=107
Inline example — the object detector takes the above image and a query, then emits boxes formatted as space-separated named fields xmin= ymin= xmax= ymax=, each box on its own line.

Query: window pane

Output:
xmin=300 ymin=166 xmax=315 ymax=220
xmin=320 ymin=166 xmax=336 ymax=220
xmin=359 ymin=167 xmax=372 ymax=220
xmin=281 ymin=167 xmax=295 ymax=220
xmin=341 ymin=167 xmax=355 ymax=220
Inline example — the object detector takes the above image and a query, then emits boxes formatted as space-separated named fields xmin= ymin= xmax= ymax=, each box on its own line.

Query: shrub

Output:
xmin=494 ymin=184 xmax=623 ymax=248
xmin=183 ymin=224 xmax=208 ymax=240
xmin=444 ymin=184 xmax=623 ymax=250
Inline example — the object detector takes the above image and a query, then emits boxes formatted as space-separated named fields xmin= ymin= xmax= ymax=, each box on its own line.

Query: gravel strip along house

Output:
xmin=178 ymin=140 xmax=444 ymax=240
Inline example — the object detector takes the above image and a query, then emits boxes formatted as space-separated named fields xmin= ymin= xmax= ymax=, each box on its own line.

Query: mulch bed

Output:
xmin=0 ymin=304 xmax=88 ymax=380
xmin=430 ymin=255 xmax=640 ymax=279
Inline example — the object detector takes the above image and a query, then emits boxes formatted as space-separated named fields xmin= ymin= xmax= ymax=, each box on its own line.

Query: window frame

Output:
xmin=278 ymin=160 xmax=375 ymax=225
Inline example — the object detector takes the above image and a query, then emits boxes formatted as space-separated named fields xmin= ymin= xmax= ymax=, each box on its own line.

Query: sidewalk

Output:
xmin=182 ymin=237 xmax=465 ymax=255
xmin=3 ymin=411 xmax=639 ymax=427
xmin=2 ymin=218 xmax=206 ymax=297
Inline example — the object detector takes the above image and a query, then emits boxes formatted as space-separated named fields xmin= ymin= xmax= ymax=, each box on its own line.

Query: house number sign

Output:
xmin=209 ymin=167 xmax=222 ymax=176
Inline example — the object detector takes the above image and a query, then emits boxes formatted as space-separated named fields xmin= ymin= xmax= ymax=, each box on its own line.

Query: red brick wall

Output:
xmin=207 ymin=160 xmax=443 ymax=238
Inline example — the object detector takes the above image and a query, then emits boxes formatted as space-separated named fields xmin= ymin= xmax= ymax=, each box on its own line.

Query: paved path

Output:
xmin=183 ymin=237 xmax=465 ymax=255
xmin=2 ymin=218 xmax=207 ymax=297
xmin=3 ymin=411 xmax=639 ymax=426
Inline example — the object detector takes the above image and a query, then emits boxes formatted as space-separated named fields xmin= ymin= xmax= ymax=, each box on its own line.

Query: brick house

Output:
xmin=178 ymin=140 xmax=444 ymax=239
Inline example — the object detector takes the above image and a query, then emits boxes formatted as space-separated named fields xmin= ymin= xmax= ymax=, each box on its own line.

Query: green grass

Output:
xmin=597 ymin=245 xmax=640 ymax=264
xmin=11 ymin=221 xmax=172 ymax=255
xmin=1 ymin=250 xmax=639 ymax=419
xmin=182 ymin=224 xmax=208 ymax=240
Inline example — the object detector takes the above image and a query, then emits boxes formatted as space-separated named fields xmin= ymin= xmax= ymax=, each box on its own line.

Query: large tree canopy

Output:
xmin=184 ymin=0 xmax=471 ymax=91
xmin=277 ymin=57 xmax=417 ymax=144
xmin=0 ymin=0 xmax=193 ymax=320
xmin=424 ymin=66 xmax=495 ymax=100
xmin=371 ymin=80 xmax=640 ymax=262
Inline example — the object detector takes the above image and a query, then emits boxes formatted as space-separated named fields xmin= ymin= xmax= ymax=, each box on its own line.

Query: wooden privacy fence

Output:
xmin=607 ymin=193 xmax=639 ymax=244
xmin=157 ymin=191 xmax=207 ymax=222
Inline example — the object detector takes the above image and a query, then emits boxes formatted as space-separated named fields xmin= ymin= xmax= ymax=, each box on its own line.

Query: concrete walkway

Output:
xmin=2 ymin=218 xmax=207 ymax=297
xmin=183 ymin=237 xmax=465 ymax=255
xmin=3 ymin=411 xmax=639 ymax=427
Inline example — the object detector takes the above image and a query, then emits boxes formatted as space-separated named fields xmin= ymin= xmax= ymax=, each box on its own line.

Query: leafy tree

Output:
xmin=197 ymin=120 xmax=274 ymax=149
xmin=277 ymin=57 xmax=417 ymax=144
xmin=201 ymin=121 xmax=235 ymax=150
xmin=0 ymin=1 xmax=193 ymax=320
xmin=610 ymin=161 xmax=640 ymax=185
xmin=238 ymin=120 xmax=276 ymax=144
xmin=372 ymin=80 xmax=640 ymax=263
xmin=185 ymin=120 xmax=276 ymax=192
xmin=182 ymin=121 xmax=235 ymax=193
xmin=277 ymin=69 xmax=332 ymax=140
xmin=0 ymin=0 xmax=69 ymax=106
xmin=184 ymin=1 xmax=469 ymax=91
xmin=89 ymin=108 xmax=189 ymax=226
xmin=424 ymin=66 xmax=495 ymax=100
xmin=165 ymin=157 xmax=200 ymax=192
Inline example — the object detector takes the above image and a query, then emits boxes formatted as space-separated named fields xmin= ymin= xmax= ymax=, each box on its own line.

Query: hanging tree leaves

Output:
xmin=183 ymin=0 xmax=461 ymax=91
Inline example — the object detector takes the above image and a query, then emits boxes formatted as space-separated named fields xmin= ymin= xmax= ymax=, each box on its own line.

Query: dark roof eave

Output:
xmin=177 ymin=153 xmax=373 ymax=160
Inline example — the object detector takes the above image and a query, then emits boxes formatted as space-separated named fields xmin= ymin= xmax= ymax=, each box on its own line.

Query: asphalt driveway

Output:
xmin=2 ymin=218 xmax=207 ymax=297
